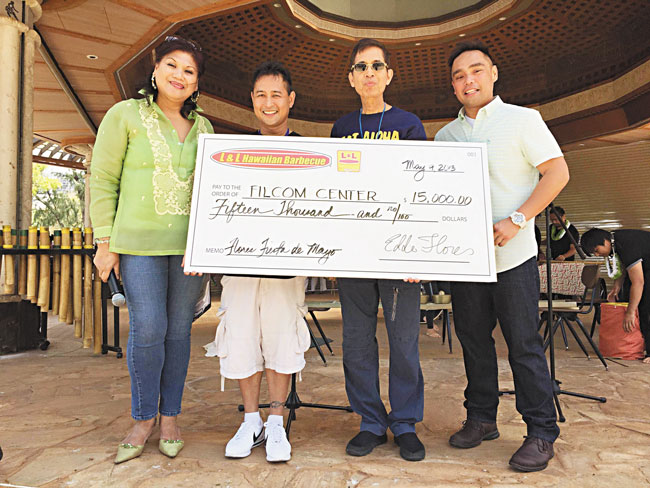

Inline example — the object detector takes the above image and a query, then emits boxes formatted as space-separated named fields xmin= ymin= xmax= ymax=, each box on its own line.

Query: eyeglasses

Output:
xmin=350 ymin=61 xmax=388 ymax=73
xmin=164 ymin=35 xmax=202 ymax=52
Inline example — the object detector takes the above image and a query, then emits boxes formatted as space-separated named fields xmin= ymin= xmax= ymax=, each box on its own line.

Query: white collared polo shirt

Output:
xmin=435 ymin=96 xmax=563 ymax=273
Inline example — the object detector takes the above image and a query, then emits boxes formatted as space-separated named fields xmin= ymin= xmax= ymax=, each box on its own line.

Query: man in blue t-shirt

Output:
xmin=330 ymin=38 xmax=427 ymax=462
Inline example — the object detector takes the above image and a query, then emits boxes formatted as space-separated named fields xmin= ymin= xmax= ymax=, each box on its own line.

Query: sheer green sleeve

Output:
xmin=89 ymin=102 xmax=129 ymax=239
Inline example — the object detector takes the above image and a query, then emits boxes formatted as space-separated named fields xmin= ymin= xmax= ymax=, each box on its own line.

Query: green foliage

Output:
xmin=32 ymin=164 xmax=85 ymax=228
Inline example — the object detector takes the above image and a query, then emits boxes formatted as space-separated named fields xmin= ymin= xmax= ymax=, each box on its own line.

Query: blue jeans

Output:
xmin=120 ymin=254 xmax=205 ymax=420
xmin=450 ymin=257 xmax=559 ymax=442
xmin=339 ymin=278 xmax=423 ymax=436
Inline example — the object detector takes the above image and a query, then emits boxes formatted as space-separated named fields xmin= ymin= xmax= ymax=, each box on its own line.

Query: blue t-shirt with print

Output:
xmin=330 ymin=106 xmax=426 ymax=141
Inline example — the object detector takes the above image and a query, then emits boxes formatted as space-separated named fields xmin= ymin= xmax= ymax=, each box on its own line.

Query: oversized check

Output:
xmin=185 ymin=135 xmax=496 ymax=281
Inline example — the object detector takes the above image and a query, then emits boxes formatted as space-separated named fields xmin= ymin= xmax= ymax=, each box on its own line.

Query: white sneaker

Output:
xmin=264 ymin=421 xmax=291 ymax=462
xmin=225 ymin=421 xmax=265 ymax=458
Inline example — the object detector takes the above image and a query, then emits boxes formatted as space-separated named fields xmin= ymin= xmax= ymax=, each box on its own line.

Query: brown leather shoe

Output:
xmin=449 ymin=419 xmax=499 ymax=449
xmin=509 ymin=436 xmax=554 ymax=472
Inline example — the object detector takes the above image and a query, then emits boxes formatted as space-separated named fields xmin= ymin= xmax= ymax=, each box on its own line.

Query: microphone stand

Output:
xmin=546 ymin=204 xmax=606 ymax=421
xmin=500 ymin=205 xmax=606 ymax=422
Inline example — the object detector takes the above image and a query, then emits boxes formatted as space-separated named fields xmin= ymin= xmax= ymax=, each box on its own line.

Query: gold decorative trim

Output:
xmin=536 ymin=59 xmax=650 ymax=122
xmin=284 ymin=0 xmax=516 ymax=40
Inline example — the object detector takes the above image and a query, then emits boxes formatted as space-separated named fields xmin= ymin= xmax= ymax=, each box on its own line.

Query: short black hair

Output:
xmin=552 ymin=206 xmax=566 ymax=217
xmin=580 ymin=228 xmax=611 ymax=256
xmin=447 ymin=40 xmax=494 ymax=69
xmin=251 ymin=61 xmax=293 ymax=93
xmin=349 ymin=38 xmax=391 ymax=69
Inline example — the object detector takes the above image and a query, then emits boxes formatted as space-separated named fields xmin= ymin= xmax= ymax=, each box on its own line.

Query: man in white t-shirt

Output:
xmin=435 ymin=40 xmax=570 ymax=472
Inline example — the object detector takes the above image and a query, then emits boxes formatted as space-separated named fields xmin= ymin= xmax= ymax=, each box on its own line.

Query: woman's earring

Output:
xmin=191 ymin=90 xmax=199 ymax=103
xmin=151 ymin=73 xmax=157 ymax=90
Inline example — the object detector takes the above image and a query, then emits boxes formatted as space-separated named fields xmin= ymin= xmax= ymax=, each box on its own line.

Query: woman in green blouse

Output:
xmin=90 ymin=36 xmax=213 ymax=464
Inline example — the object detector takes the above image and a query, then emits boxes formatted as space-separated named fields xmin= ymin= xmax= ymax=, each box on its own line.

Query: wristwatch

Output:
xmin=509 ymin=211 xmax=527 ymax=229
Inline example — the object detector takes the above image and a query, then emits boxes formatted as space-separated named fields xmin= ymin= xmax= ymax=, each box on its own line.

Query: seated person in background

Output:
xmin=581 ymin=228 xmax=650 ymax=364
xmin=204 ymin=61 xmax=309 ymax=463
xmin=548 ymin=206 xmax=580 ymax=261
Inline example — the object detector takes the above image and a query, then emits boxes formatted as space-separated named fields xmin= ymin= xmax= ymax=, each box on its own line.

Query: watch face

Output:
xmin=511 ymin=212 xmax=525 ymax=226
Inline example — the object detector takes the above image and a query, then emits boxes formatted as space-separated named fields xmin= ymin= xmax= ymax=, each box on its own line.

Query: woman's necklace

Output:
xmin=359 ymin=103 xmax=386 ymax=138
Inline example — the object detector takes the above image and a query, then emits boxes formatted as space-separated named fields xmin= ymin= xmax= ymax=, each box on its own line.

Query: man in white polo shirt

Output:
xmin=435 ymin=40 xmax=570 ymax=472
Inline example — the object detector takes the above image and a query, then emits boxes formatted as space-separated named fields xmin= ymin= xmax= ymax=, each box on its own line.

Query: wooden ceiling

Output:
xmin=170 ymin=0 xmax=650 ymax=122
xmin=33 ymin=0 xmax=650 ymax=148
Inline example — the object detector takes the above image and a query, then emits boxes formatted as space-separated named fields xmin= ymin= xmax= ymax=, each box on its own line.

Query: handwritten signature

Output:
xmin=384 ymin=233 xmax=474 ymax=256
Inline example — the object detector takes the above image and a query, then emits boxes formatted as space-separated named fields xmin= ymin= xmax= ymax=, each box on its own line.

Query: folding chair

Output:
xmin=539 ymin=263 xmax=608 ymax=369
xmin=304 ymin=277 xmax=336 ymax=365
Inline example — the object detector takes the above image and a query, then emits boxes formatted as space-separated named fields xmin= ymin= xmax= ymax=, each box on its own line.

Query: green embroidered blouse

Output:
xmin=89 ymin=97 xmax=213 ymax=255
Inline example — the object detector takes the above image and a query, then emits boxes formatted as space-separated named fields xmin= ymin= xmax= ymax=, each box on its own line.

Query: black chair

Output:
xmin=421 ymin=281 xmax=454 ymax=352
xmin=540 ymin=263 xmax=608 ymax=369
xmin=304 ymin=308 xmax=333 ymax=365
xmin=304 ymin=278 xmax=337 ymax=365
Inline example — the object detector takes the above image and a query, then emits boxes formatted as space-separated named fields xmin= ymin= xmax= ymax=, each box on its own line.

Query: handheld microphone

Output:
xmin=107 ymin=270 xmax=126 ymax=307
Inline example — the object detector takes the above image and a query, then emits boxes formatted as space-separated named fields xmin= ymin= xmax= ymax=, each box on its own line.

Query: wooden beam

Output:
xmin=35 ymin=87 xmax=113 ymax=95
xmin=107 ymin=0 xmax=166 ymax=21
xmin=33 ymin=155 xmax=86 ymax=170
xmin=37 ymin=24 xmax=131 ymax=47
xmin=60 ymin=136 xmax=96 ymax=146
xmin=36 ymin=129 xmax=94 ymax=133
xmin=57 ymin=64 xmax=106 ymax=74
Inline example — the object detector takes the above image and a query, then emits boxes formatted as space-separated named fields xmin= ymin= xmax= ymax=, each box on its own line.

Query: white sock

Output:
xmin=267 ymin=414 xmax=283 ymax=426
xmin=244 ymin=411 xmax=263 ymax=430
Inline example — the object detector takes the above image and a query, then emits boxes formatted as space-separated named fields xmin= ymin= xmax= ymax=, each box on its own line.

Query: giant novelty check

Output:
xmin=185 ymin=135 xmax=496 ymax=281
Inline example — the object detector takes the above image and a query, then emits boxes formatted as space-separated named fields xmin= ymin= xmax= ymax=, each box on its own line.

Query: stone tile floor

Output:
xmin=1 ymin=301 xmax=649 ymax=487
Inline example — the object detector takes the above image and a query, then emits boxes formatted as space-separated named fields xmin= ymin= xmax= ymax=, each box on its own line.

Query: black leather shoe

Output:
xmin=346 ymin=431 xmax=387 ymax=457
xmin=449 ymin=419 xmax=499 ymax=449
xmin=509 ymin=436 xmax=554 ymax=472
xmin=394 ymin=432 xmax=425 ymax=461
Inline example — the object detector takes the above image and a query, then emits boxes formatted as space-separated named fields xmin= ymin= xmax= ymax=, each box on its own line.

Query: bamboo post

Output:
xmin=93 ymin=261 xmax=102 ymax=354
xmin=59 ymin=228 xmax=71 ymax=321
xmin=17 ymin=229 xmax=27 ymax=295
xmin=72 ymin=228 xmax=83 ymax=338
xmin=26 ymin=226 xmax=38 ymax=302
xmin=82 ymin=228 xmax=94 ymax=348
xmin=66 ymin=281 xmax=74 ymax=325
xmin=37 ymin=227 xmax=51 ymax=311
xmin=3 ymin=225 xmax=15 ymax=294
xmin=51 ymin=230 xmax=61 ymax=313
xmin=11 ymin=228 xmax=17 ymax=285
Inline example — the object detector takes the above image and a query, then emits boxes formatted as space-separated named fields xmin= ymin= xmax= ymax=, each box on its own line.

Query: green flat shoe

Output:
xmin=115 ymin=443 xmax=145 ymax=464
xmin=159 ymin=439 xmax=184 ymax=458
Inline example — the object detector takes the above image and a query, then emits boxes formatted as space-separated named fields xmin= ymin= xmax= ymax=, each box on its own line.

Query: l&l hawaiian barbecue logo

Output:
xmin=337 ymin=150 xmax=361 ymax=172
xmin=211 ymin=148 xmax=330 ymax=169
